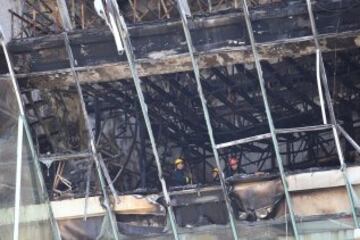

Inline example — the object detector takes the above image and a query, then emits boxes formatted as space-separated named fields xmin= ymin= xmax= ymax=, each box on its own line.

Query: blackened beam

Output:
xmin=212 ymin=67 xmax=266 ymax=116
xmin=287 ymin=55 xmax=360 ymax=113
xmin=24 ymin=92 xmax=57 ymax=152
xmin=8 ymin=10 xmax=49 ymax=34
xmin=7 ymin=31 xmax=360 ymax=88
xmin=159 ymin=74 xmax=265 ymax=152
xmin=143 ymin=78 xmax=208 ymax=131
xmin=9 ymin=0 xmax=358 ymax=52
xmin=5 ymin=1 xmax=315 ymax=52
xmin=200 ymin=77 xmax=260 ymax=124
xmin=261 ymin=62 xmax=320 ymax=111
xmin=187 ymin=110 xmax=320 ymax=144
xmin=170 ymin=73 xmax=261 ymax=136
xmin=24 ymin=0 xmax=54 ymax=25
xmin=211 ymin=65 xmax=298 ymax=134
xmin=144 ymin=77 xmax=263 ymax=152
xmin=238 ymin=64 xmax=299 ymax=116
xmin=87 ymin=83 xmax=208 ymax=159
xmin=321 ymin=57 xmax=360 ymax=113
xmin=335 ymin=53 xmax=360 ymax=95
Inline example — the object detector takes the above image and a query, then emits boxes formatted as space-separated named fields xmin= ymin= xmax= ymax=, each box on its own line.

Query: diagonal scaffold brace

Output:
xmin=97 ymin=0 xmax=180 ymax=239
xmin=175 ymin=0 xmax=240 ymax=239
xmin=240 ymin=0 xmax=300 ymax=239
xmin=57 ymin=0 xmax=121 ymax=236
xmin=305 ymin=0 xmax=360 ymax=228
xmin=62 ymin=32 xmax=121 ymax=239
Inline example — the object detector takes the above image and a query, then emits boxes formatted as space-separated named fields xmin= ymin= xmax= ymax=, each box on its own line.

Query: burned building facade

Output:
xmin=1 ymin=0 xmax=360 ymax=239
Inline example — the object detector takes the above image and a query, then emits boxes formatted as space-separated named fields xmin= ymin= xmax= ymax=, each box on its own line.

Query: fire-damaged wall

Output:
xmin=1 ymin=0 xmax=360 ymax=239
xmin=49 ymin=166 xmax=360 ymax=239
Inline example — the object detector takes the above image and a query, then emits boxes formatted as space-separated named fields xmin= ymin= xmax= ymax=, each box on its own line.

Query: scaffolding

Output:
xmin=2 ymin=0 xmax=360 ymax=239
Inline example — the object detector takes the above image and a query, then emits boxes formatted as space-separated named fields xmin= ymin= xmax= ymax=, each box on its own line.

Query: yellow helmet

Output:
xmin=212 ymin=167 xmax=219 ymax=173
xmin=174 ymin=158 xmax=184 ymax=165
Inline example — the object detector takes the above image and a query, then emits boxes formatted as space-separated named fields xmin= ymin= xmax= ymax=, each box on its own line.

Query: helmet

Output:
xmin=212 ymin=168 xmax=219 ymax=173
xmin=228 ymin=157 xmax=238 ymax=166
xmin=175 ymin=158 xmax=184 ymax=165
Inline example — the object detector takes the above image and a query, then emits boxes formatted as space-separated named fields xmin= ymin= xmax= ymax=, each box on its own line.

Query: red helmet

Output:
xmin=228 ymin=157 xmax=238 ymax=166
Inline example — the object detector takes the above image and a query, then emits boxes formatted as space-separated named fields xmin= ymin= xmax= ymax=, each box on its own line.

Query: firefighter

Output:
xmin=211 ymin=167 xmax=220 ymax=183
xmin=171 ymin=158 xmax=191 ymax=186
xmin=224 ymin=157 xmax=246 ymax=178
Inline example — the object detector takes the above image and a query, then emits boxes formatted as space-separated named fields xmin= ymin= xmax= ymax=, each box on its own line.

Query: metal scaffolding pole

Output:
xmin=0 ymin=29 xmax=61 ymax=240
xmin=102 ymin=1 xmax=179 ymax=239
xmin=13 ymin=117 xmax=24 ymax=240
xmin=240 ymin=0 xmax=300 ymax=239
xmin=175 ymin=1 xmax=239 ymax=239
xmin=62 ymin=32 xmax=120 ymax=239
xmin=56 ymin=0 xmax=73 ymax=31
xmin=337 ymin=125 xmax=360 ymax=154
xmin=216 ymin=124 xmax=332 ymax=149
xmin=316 ymin=49 xmax=328 ymax=124
xmin=305 ymin=0 xmax=360 ymax=228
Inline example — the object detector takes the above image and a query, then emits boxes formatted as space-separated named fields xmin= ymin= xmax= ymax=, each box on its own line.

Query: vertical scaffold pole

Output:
xmin=241 ymin=0 xmax=300 ymax=238
xmin=62 ymin=32 xmax=120 ymax=240
xmin=175 ymin=1 xmax=239 ymax=239
xmin=305 ymin=0 xmax=359 ymax=228
xmin=13 ymin=116 xmax=24 ymax=240
xmin=104 ymin=1 xmax=180 ymax=239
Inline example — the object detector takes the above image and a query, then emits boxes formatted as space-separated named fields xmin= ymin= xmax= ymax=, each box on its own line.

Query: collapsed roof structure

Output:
xmin=1 ymin=0 xmax=360 ymax=239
